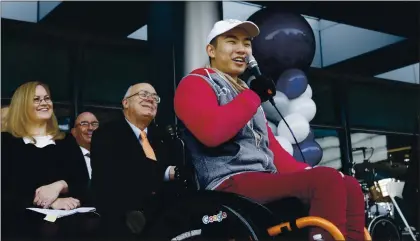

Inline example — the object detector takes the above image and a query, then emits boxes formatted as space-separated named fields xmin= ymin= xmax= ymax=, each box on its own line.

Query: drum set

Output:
xmin=352 ymin=150 xmax=418 ymax=241
xmin=360 ymin=178 xmax=402 ymax=241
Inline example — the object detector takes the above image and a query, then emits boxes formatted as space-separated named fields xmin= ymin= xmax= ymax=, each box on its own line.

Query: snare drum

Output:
xmin=368 ymin=202 xmax=394 ymax=219
xmin=368 ymin=215 xmax=401 ymax=241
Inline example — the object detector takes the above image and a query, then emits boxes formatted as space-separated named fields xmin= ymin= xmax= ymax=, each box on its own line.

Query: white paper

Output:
xmin=26 ymin=207 xmax=96 ymax=219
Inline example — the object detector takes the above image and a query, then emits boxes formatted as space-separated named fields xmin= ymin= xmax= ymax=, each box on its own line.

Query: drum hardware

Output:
xmin=368 ymin=215 xmax=402 ymax=241
xmin=355 ymin=151 xmax=404 ymax=240
xmin=353 ymin=147 xmax=417 ymax=240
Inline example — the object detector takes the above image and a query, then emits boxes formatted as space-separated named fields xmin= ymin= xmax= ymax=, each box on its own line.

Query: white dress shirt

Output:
xmin=125 ymin=119 xmax=172 ymax=181
xmin=80 ymin=146 xmax=92 ymax=179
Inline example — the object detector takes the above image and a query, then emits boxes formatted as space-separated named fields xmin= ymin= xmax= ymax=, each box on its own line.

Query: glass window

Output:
xmin=310 ymin=79 xmax=340 ymax=126
xmin=79 ymin=105 xmax=123 ymax=125
xmin=81 ymin=40 xmax=149 ymax=105
xmin=314 ymin=128 xmax=342 ymax=170
xmin=54 ymin=103 xmax=72 ymax=132
xmin=1 ymin=1 xmax=38 ymax=23
xmin=1 ymin=26 xmax=71 ymax=101
xmin=350 ymin=131 xmax=415 ymax=181
xmin=375 ymin=62 xmax=420 ymax=84
xmin=320 ymin=23 xmax=405 ymax=67
xmin=347 ymin=81 xmax=418 ymax=133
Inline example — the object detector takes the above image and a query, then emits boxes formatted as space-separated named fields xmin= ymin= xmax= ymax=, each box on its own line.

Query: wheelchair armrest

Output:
xmin=267 ymin=216 xmax=345 ymax=240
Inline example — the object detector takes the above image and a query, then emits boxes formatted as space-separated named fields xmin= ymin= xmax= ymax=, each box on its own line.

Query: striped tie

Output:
xmin=140 ymin=131 xmax=157 ymax=161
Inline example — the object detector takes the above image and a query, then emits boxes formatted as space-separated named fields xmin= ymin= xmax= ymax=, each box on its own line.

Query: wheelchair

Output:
xmin=123 ymin=124 xmax=372 ymax=241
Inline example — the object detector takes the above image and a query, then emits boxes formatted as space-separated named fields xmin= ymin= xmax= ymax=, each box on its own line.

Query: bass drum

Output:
xmin=368 ymin=215 xmax=401 ymax=241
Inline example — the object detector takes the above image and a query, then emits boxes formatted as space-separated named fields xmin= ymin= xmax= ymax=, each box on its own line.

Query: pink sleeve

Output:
xmin=174 ymin=75 xmax=261 ymax=147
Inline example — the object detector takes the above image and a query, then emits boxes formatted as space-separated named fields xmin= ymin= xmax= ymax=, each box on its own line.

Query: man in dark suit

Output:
xmin=71 ymin=112 xmax=100 ymax=181
xmin=90 ymin=83 xmax=178 ymax=237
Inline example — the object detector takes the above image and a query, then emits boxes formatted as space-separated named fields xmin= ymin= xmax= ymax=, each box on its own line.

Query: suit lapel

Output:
xmin=119 ymin=118 xmax=147 ymax=160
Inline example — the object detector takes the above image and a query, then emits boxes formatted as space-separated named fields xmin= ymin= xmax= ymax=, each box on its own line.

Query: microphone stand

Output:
xmin=269 ymin=97 xmax=307 ymax=164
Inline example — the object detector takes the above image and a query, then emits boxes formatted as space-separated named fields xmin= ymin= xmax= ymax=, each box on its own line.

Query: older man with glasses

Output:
xmin=71 ymin=112 xmax=100 ymax=180
xmin=90 ymin=82 xmax=178 ymax=238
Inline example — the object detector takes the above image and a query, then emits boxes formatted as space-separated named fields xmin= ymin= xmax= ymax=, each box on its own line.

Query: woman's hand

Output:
xmin=33 ymin=180 xmax=67 ymax=208
xmin=50 ymin=197 xmax=80 ymax=210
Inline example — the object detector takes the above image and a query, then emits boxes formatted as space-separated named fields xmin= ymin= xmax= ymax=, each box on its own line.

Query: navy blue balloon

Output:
xmin=305 ymin=128 xmax=315 ymax=141
xmin=276 ymin=69 xmax=308 ymax=99
xmin=293 ymin=140 xmax=323 ymax=167
xmin=248 ymin=9 xmax=316 ymax=80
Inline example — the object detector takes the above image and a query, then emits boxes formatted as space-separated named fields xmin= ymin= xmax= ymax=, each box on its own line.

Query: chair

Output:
xmin=150 ymin=125 xmax=347 ymax=240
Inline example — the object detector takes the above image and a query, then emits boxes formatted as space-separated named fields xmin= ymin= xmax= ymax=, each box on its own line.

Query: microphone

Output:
xmin=245 ymin=55 xmax=262 ymax=76
xmin=246 ymin=55 xmax=307 ymax=164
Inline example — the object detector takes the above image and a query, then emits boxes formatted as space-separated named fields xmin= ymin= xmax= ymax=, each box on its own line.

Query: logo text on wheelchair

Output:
xmin=202 ymin=211 xmax=227 ymax=224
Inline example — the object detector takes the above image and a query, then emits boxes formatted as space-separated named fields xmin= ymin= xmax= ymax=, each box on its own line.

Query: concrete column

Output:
xmin=183 ymin=1 xmax=221 ymax=76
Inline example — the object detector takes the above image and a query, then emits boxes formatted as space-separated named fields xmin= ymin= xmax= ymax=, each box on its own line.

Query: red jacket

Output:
xmin=174 ymin=68 xmax=309 ymax=174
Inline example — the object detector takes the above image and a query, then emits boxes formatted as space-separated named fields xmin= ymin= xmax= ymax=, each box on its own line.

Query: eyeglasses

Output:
xmin=125 ymin=90 xmax=161 ymax=103
xmin=33 ymin=96 xmax=52 ymax=105
xmin=77 ymin=121 xmax=100 ymax=128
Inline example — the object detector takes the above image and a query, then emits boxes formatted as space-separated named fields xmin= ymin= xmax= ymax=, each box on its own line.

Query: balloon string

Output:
xmin=269 ymin=98 xmax=307 ymax=164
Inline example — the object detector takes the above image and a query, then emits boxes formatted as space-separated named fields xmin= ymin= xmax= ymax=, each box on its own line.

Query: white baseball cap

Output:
xmin=207 ymin=19 xmax=260 ymax=45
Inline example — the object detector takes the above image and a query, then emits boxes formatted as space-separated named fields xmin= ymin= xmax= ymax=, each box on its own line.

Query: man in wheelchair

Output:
xmin=173 ymin=19 xmax=366 ymax=241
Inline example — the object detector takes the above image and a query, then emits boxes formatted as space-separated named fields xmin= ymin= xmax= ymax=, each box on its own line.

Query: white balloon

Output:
xmin=300 ymin=84 xmax=313 ymax=99
xmin=288 ymin=97 xmax=317 ymax=122
xmin=277 ymin=113 xmax=310 ymax=144
xmin=274 ymin=136 xmax=294 ymax=156
xmin=267 ymin=121 xmax=277 ymax=134
xmin=261 ymin=91 xmax=289 ymax=123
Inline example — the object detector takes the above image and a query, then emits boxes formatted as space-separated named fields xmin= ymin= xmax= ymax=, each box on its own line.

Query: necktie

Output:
xmin=85 ymin=153 xmax=90 ymax=158
xmin=140 ymin=131 xmax=157 ymax=161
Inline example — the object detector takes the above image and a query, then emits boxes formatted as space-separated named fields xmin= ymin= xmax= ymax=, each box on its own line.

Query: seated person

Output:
xmin=174 ymin=19 xmax=365 ymax=241
xmin=1 ymin=105 xmax=9 ymax=132
xmin=71 ymin=112 xmax=100 ymax=181
xmin=90 ymin=83 xmax=179 ymax=237
xmin=1 ymin=81 xmax=90 ymax=239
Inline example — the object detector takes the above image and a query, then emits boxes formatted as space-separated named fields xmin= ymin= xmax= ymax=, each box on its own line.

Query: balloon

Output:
xmin=305 ymin=128 xmax=315 ymax=141
xmin=248 ymin=9 xmax=316 ymax=80
xmin=261 ymin=91 xmax=289 ymax=123
xmin=300 ymin=84 xmax=313 ymax=99
xmin=276 ymin=69 xmax=308 ymax=99
xmin=267 ymin=121 xmax=278 ymax=134
xmin=274 ymin=136 xmax=294 ymax=156
xmin=288 ymin=96 xmax=317 ymax=122
xmin=277 ymin=113 xmax=310 ymax=144
xmin=293 ymin=140 xmax=323 ymax=166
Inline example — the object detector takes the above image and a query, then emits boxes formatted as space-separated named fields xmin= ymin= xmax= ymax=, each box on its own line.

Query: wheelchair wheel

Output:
xmin=368 ymin=215 xmax=401 ymax=241
xmin=145 ymin=197 xmax=263 ymax=241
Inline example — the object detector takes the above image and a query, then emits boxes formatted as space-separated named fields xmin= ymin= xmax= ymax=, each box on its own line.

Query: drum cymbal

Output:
xmin=355 ymin=161 xmax=408 ymax=179
xmin=371 ymin=162 xmax=407 ymax=175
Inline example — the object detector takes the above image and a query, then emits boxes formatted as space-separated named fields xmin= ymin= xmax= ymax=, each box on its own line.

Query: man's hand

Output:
xmin=249 ymin=75 xmax=276 ymax=103
xmin=50 ymin=198 xmax=80 ymax=210
xmin=33 ymin=180 xmax=67 ymax=208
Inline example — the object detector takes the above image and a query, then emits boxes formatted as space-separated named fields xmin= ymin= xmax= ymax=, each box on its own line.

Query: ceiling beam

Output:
xmin=325 ymin=39 xmax=419 ymax=76
xmin=248 ymin=1 xmax=419 ymax=38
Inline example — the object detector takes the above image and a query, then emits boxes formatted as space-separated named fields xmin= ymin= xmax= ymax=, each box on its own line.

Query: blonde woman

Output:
xmin=1 ymin=105 xmax=9 ymax=131
xmin=2 ymin=81 xmax=89 ymax=238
